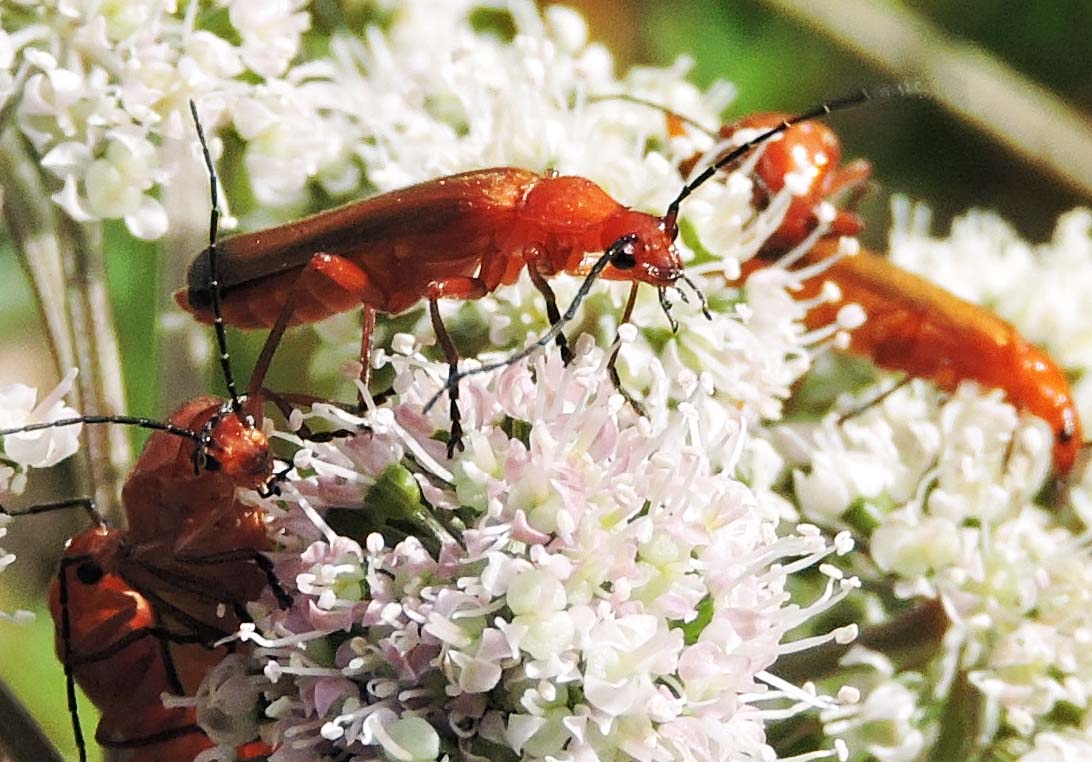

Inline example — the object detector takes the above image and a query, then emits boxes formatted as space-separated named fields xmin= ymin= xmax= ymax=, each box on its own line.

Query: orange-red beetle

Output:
xmin=747 ymin=240 xmax=1082 ymax=473
xmin=50 ymin=521 xmax=217 ymax=761
xmin=0 ymin=496 xmax=276 ymax=762
xmin=0 ymin=398 xmax=285 ymax=762
xmin=716 ymin=112 xmax=1082 ymax=473
xmin=174 ymin=90 xmax=896 ymax=452
xmin=708 ymin=111 xmax=873 ymax=253
xmin=0 ymin=107 xmax=292 ymax=761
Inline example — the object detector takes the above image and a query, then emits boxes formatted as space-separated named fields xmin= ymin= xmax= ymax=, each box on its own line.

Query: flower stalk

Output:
xmin=0 ymin=679 xmax=63 ymax=762
xmin=0 ymin=128 xmax=129 ymax=522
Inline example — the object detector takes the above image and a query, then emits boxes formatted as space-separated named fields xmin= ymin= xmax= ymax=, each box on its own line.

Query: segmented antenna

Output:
xmin=0 ymin=416 xmax=203 ymax=444
xmin=423 ymin=84 xmax=923 ymax=416
xmin=56 ymin=553 xmax=89 ymax=762
xmin=423 ymin=235 xmax=637 ymax=412
xmin=664 ymin=83 xmax=923 ymax=234
xmin=0 ymin=497 xmax=102 ymax=521
xmin=588 ymin=92 xmax=717 ymax=137
xmin=188 ymin=100 xmax=243 ymax=417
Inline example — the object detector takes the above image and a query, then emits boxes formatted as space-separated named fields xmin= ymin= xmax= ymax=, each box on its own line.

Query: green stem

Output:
xmin=928 ymin=666 xmax=982 ymax=762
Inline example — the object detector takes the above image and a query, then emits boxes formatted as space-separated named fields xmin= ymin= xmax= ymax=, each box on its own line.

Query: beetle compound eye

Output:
xmin=76 ymin=561 xmax=104 ymax=585
xmin=612 ymin=240 xmax=638 ymax=270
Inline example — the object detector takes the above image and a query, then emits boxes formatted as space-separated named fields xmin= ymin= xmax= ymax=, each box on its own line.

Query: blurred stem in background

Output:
xmin=0 ymin=680 xmax=62 ymax=762
xmin=0 ymin=129 xmax=130 ymax=526
xmin=561 ymin=0 xmax=1092 ymax=242
xmin=0 ymin=129 xmax=117 ymax=762
xmin=754 ymin=0 xmax=1092 ymax=204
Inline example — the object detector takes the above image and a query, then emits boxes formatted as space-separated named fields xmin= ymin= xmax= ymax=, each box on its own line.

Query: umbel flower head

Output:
xmin=3 ymin=1 xmax=1092 ymax=761
xmin=219 ymin=342 xmax=859 ymax=762
xmin=2 ymin=2 xmax=862 ymax=759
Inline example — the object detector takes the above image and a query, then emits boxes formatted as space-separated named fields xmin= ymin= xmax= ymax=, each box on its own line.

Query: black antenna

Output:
xmin=588 ymin=93 xmax=717 ymax=137
xmin=421 ymin=84 xmax=924 ymax=421
xmin=0 ymin=497 xmax=102 ymax=522
xmin=189 ymin=100 xmax=243 ymax=417
xmin=56 ymin=554 xmax=88 ymax=762
xmin=663 ymin=83 xmax=923 ymax=235
xmin=0 ymin=416 xmax=203 ymax=444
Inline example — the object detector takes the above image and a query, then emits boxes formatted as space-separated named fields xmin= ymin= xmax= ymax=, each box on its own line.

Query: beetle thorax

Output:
xmin=516 ymin=176 xmax=628 ymax=270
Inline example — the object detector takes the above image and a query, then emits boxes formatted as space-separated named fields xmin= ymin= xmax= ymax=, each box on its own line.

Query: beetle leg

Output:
xmin=826 ymin=158 xmax=873 ymax=238
xmin=522 ymin=246 xmax=573 ymax=364
xmin=68 ymin=625 xmax=212 ymax=669
xmin=173 ymin=547 xmax=293 ymax=609
xmin=426 ymin=276 xmax=490 ymax=301
xmin=608 ymin=282 xmax=648 ymax=418
xmin=836 ymin=375 xmax=911 ymax=424
xmin=429 ymin=300 xmax=465 ymax=458
xmin=125 ymin=580 xmax=235 ymax=644
xmin=525 ymin=267 xmax=573 ymax=364
xmin=425 ymin=276 xmax=493 ymax=456
xmin=95 ymin=721 xmax=207 ymax=751
xmin=258 ymin=387 xmax=360 ymax=443
xmin=827 ymin=158 xmax=874 ymax=203
xmin=248 ymin=253 xmax=383 ymax=402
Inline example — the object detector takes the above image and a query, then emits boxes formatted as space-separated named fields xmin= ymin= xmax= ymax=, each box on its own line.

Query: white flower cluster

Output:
xmin=216 ymin=342 xmax=859 ymax=762
xmin=6 ymin=0 xmax=832 ymax=424
xmin=4 ymin=0 xmax=309 ymax=239
xmin=2 ymin=1 xmax=871 ymax=758
xmin=278 ymin=0 xmax=827 ymax=428
xmin=819 ymin=648 xmax=925 ymax=762
xmin=7 ymin=0 xmax=1092 ymax=760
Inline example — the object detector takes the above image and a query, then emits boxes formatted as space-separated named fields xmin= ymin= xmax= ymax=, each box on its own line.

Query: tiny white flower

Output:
xmin=229 ymin=0 xmax=310 ymax=79
xmin=381 ymin=715 xmax=440 ymax=761
xmin=0 ymin=370 xmax=82 ymax=468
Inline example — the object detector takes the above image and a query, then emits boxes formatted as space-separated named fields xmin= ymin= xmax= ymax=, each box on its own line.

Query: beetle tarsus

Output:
xmin=658 ymin=287 xmax=679 ymax=333
xmin=446 ymin=380 xmax=466 ymax=458
xmin=608 ymin=361 xmax=648 ymax=418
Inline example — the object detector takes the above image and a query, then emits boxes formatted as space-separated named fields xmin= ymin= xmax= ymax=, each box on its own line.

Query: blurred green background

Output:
xmin=1 ymin=1 xmax=1090 ymax=759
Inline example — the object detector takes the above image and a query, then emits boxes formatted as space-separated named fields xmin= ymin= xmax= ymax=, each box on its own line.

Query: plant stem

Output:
xmin=755 ymin=0 xmax=1092 ymax=201
xmin=773 ymin=597 xmax=949 ymax=684
xmin=1 ymin=125 xmax=133 ymax=762
xmin=0 ymin=678 xmax=64 ymax=762
xmin=0 ymin=129 xmax=130 ymax=524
